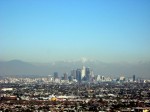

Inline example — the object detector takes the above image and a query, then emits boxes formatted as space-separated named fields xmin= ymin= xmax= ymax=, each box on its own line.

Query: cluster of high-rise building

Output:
xmin=0 ymin=65 xmax=150 ymax=111
xmin=51 ymin=66 xmax=144 ymax=84
xmin=53 ymin=66 xmax=94 ymax=83
xmin=1 ymin=65 xmax=149 ymax=84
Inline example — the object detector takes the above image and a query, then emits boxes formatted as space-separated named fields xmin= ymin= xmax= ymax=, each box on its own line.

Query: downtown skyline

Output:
xmin=0 ymin=0 xmax=150 ymax=63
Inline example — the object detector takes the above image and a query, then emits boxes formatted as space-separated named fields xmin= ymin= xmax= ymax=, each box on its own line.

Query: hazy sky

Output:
xmin=0 ymin=0 xmax=150 ymax=63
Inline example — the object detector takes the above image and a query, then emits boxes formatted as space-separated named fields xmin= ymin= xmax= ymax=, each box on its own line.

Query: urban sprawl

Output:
xmin=0 ymin=66 xmax=150 ymax=112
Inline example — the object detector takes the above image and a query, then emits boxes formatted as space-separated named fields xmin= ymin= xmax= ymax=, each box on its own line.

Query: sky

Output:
xmin=0 ymin=0 xmax=150 ymax=63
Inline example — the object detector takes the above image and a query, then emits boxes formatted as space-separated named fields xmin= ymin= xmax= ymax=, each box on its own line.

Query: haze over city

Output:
xmin=1 ymin=1 xmax=150 ymax=111
xmin=0 ymin=0 xmax=150 ymax=78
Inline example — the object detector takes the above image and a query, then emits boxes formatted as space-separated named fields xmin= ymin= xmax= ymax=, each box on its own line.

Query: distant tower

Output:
xmin=85 ymin=67 xmax=91 ymax=81
xmin=76 ymin=69 xmax=81 ymax=82
xmin=81 ymin=66 xmax=86 ymax=80
xmin=63 ymin=73 xmax=68 ymax=80
xmin=54 ymin=72 xmax=58 ymax=80
xmin=133 ymin=75 xmax=135 ymax=82
xmin=90 ymin=70 xmax=94 ymax=78
xmin=71 ymin=69 xmax=76 ymax=79
xmin=101 ymin=76 xmax=105 ymax=81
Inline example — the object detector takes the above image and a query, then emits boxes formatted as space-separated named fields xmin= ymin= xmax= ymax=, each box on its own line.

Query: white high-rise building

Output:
xmin=81 ymin=66 xmax=86 ymax=79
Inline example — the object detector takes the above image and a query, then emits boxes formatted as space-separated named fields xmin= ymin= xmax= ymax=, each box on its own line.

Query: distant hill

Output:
xmin=0 ymin=60 xmax=38 ymax=77
xmin=0 ymin=60 xmax=150 ymax=78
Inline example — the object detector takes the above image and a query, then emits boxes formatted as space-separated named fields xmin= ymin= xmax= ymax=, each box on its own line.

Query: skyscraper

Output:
xmin=81 ymin=66 xmax=86 ymax=80
xmin=76 ymin=69 xmax=81 ymax=82
xmin=54 ymin=72 xmax=58 ymax=80
xmin=63 ymin=73 xmax=68 ymax=80
xmin=71 ymin=69 xmax=76 ymax=79
xmin=85 ymin=67 xmax=91 ymax=81
xmin=133 ymin=75 xmax=136 ymax=82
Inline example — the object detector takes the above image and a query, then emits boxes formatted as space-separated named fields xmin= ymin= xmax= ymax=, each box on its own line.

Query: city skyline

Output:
xmin=0 ymin=59 xmax=150 ymax=78
xmin=0 ymin=0 xmax=150 ymax=63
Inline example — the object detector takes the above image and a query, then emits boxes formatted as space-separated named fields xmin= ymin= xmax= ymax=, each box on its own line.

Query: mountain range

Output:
xmin=0 ymin=60 xmax=150 ymax=78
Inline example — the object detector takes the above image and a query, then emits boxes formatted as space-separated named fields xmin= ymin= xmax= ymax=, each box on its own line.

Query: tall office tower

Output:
xmin=85 ymin=67 xmax=91 ymax=81
xmin=81 ymin=66 xmax=86 ymax=80
xmin=76 ymin=69 xmax=81 ymax=82
xmin=63 ymin=73 xmax=68 ymax=80
xmin=71 ymin=69 xmax=76 ymax=79
xmin=100 ymin=76 xmax=105 ymax=81
xmin=133 ymin=75 xmax=135 ymax=82
xmin=54 ymin=72 xmax=58 ymax=80
xmin=90 ymin=70 xmax=94 ymax=78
